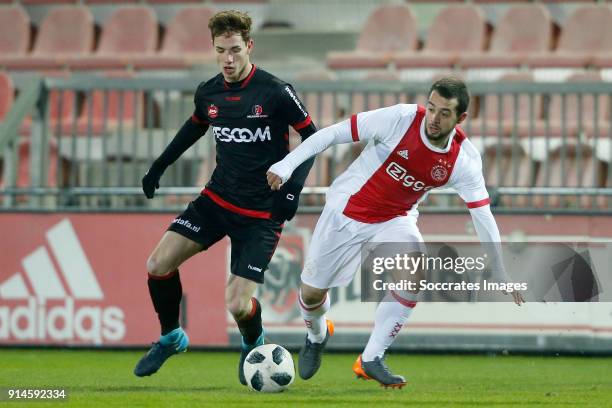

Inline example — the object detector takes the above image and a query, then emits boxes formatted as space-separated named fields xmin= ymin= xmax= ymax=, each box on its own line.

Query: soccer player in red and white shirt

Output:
xmin=267 ymin=77 xmax=524 ymax=387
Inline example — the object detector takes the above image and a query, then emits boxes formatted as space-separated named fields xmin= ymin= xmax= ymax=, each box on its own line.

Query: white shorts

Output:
xmin=301 ymin=195 xmax=425 ymax=289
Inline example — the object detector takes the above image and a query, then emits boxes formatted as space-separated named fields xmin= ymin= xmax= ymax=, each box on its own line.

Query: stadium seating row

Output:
xmin=0 ymin=72 xmax=609 ymax=208
xmin=0 ymin=0 xmax=602 ymax=4
xmin=297 ymin=70 xmax=610 ymax=140
xmin=0 ymin=4 xmax=216 ymax=70
xmin=0 ymin=0 xmax=267 ymax=4
xmin=2 ymin=68 xmax=610 ymax=140
xmin=327 ymin=3 xmax=612 ymax=70
xmin=0 ymin=71 xmax=140 ymax=136
xmin=4 ymin=3 xmax=612 ymax=72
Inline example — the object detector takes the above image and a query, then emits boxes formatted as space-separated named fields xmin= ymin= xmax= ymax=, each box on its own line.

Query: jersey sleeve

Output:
xmin=350 ymin=104 xmax=414 ymax=143
xmin=277 ymin=84 xmax=313 ymax=131
xmin=450 ymin=143 xmax=508 ymax=282
xmin=449 ymin=141 xmax=490 ymax=208
xmin=191 ymin=82 xmax=211 ymax=126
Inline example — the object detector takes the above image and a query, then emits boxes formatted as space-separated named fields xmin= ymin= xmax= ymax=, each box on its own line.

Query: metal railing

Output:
xmin=0 ymin=76 xmax=611 ymax=213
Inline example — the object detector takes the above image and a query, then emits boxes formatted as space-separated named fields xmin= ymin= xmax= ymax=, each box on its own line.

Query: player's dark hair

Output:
xmin=429 ymin=76 xmax=470 ymax=116
xmin=208 ymin=10 xmax=252 ymax=43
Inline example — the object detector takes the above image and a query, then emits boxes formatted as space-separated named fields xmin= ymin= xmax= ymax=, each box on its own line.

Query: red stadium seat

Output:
xmin=533 ymin=72 xmax=609 ymax=140
xmin=534 ymin=0 xmax=595 ymax=2
xmin=460 ymin=4 xmax=552 ymax=69
xmin=296 ymin=71 xmax=338 ymax=129
xmin=591 ymin=54 xmax=612 ymax=69
xmin=0 ymin=71 xmax=14 ymax=121
xmin=48 ymin=89 xmax=79 ymax=132
xmin=526 ymin=5 xmax=612 ymax=68
xmin=326 ymin=5 xmax=417 ymax=70
xmin=133 ymin=6 xmax=216 ymax=70
xmin=394 ymin=4 xmax=486 ymax=69
xmin=530 ymin=73 xmax=606 ymax=208
xmin=409 ymin=0 xmax=463 ymax=2
xmin=19 ymin=71 xmax=78 ymax=136
xmin=210 ymin=0 xmax=268 ymax=3
xmin=75 ymin=71 xmax=143 ymax=135
xmin=20 ymin=71 xmax=138 ymax=137
xmin=0 ymin=137 xmax=63 ymax=202
xmin=21 ymin=1 xmax=78 ymax=4
xmin=15 ymin=137 xmax=62 ymax=190
xmin=83 ymin=0 xmax=139 ymax=3
xmin=532 ymin=145 xmax=598 ymax=208
xmin=0 ymin=5 xmax=30 ymax=62
xmin=591 ymin=14 xmax=612 ymax=69
xmin=68 ymin=6 xmax=158 ymax=71
xmin=490 ymin=148 xmax=536 ymax=208
xmin=471 ymin=0 xmax=528 ymax=3
xmin=484 ymin=144 xmax=534 ymax=204
xmin=1 ymin=7 xmax=94 ymax=71
xmin=468 ymin=73 xmax=543 ymax=138
xmin=351 ymin=72 xmax=408 ymax=113
xmin=146 ymin=0 xmax=202 ymax=3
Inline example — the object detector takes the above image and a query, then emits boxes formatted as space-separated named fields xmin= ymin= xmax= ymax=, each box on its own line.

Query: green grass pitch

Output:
xmin=1 ymin=349 xmax=611 ymax=407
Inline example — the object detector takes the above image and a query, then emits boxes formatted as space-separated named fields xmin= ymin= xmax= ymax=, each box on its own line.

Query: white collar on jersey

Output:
xmin=419 ymin=117 xmax=456 ymax=153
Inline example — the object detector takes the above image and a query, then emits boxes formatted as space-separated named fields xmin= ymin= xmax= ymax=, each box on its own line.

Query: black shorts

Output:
xmin=167 ymin=194 xmax=283 ymax=284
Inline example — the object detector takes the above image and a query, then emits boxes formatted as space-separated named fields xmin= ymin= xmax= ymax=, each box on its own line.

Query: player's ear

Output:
xmin=456 ymin=112 xmax=468 ymax=125
xmin=246 ymin=39 xmax=254 ymax=54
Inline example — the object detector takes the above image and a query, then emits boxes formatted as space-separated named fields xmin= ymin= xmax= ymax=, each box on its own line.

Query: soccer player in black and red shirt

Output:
xmin=133 ymin=10 xmax=317 ymax=384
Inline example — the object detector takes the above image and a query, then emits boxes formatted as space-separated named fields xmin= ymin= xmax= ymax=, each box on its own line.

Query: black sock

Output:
xmin=148 ymin=269 xmax=182 ymax=336
xmin=236 ymin=297 xmax=263 ymax=345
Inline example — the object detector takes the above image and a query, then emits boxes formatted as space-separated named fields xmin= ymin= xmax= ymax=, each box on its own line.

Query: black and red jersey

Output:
xmin=192 ymin=65 xmax=313 ymax=215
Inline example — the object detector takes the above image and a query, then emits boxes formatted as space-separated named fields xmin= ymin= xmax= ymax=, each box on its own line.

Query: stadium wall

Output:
xmin=0 ymin=212 xmax=611 ymax=354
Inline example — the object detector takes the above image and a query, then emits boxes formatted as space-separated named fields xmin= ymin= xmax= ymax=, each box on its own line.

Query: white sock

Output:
xmin=298 ymin=290 xmax=331 ymax=344
xmin=362 ymin=291 xmax=417 ymax=362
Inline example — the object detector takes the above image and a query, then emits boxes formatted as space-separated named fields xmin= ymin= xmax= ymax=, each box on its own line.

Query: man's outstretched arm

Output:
xmin=452 ymin=143 xmax=524 ymax=306
xmin=269 ymin=122 xmax=317 ymax=223
xmin=267 ymin=119 xmax=354 ymax=190
xmin=267 ymin=104 xmax=410 ymax=190
xmin=284 ymin=123 xmax=317 ymax=188
xmin=142 ymin=117 xmax=208 ymax=198
xmin=468 ymin=204 xmax=525 ymax=306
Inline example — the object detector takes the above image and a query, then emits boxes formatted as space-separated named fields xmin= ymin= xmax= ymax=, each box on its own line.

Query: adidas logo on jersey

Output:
xmin=0 ymin=219 xmax=125 ymax=344
xmin=397 ymin=150 xmax=409 ymax=160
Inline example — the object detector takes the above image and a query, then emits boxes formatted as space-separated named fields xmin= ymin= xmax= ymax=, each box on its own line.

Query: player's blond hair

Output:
xmin=208 ymin=10 xmax=252 ymax=43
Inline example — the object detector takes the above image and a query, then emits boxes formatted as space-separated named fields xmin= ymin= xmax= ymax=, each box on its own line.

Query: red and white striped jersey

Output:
xmin=269 ymin=103 xmax=507 ymax=281
xmin=328 ymin=104 xmax=489 ymax=223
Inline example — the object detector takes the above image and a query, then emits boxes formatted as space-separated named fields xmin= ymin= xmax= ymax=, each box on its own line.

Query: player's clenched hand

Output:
xmin=267 ymin=161 xmax=293 ymax=190
xmin=142 ymin=165 xmax=163 ymax=199
xmin=267 ymin=171 xmax=283 ymax=191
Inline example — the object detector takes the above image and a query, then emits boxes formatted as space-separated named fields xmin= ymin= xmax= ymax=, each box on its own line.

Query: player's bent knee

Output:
xmin=299 ymin=283 xmax=327 ymax=306
xmin=146 ymin=255 xmax=172 ymax=277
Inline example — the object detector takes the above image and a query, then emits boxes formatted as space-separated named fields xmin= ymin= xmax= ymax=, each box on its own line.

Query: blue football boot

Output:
xmin=134 ymin=327 xmax=189 ymax=377
xmin=238 ymin=329 xmax=265 ymax=385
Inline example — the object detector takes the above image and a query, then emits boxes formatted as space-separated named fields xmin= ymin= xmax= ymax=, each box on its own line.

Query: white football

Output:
xmin=243 ymin=344 xmax=295 ymax=393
